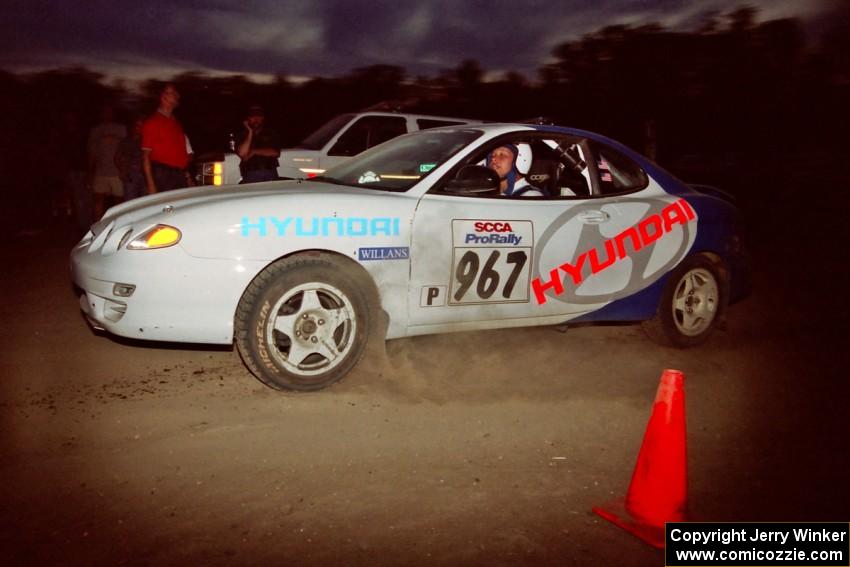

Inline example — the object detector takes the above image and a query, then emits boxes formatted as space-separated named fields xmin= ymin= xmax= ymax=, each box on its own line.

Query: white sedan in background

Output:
xmin=197 ymin=112 xmax=479 ymax=185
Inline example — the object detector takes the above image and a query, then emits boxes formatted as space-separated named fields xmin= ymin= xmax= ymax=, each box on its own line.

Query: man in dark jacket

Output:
xmin=236 ymin=105 xmax=281 ymax=183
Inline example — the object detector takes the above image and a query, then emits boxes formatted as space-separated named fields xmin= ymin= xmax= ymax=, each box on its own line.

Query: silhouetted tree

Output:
xmin=4 ymin=4 xmax=850 ymax=227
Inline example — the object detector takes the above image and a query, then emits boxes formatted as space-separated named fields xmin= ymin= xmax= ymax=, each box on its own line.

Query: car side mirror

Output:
xmin=444 ymin=165 xmax=500 ymax=195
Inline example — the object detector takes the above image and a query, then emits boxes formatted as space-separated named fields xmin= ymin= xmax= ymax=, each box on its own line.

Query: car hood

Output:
xmin=92 ymin=179 xmax=358 ymax=236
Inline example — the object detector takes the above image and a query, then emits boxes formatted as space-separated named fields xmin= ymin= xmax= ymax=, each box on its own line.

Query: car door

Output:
xmin=407 ymin=134 xmax=695 ymax=333
xmin=408 ymin=193 xmax=569 ymax=330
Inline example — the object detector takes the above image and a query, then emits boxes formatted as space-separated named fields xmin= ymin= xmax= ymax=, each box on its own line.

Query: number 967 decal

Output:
xmin=449 ymin=220 xmax=533 ymax=304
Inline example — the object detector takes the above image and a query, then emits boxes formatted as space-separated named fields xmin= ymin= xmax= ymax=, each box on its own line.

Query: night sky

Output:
xmin=1 ymin=0 xmax=844 ymax=83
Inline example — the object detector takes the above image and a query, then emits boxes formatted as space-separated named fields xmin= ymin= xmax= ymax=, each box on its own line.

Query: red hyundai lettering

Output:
xmin=531 ymin=198 xmax=697 ymax=305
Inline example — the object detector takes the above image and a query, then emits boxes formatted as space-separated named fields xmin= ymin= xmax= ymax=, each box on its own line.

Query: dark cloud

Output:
xmin=0 ymin=0 xmax=842 ymax=80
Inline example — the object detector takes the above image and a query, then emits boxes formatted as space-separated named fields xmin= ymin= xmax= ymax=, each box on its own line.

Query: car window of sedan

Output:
xmin=317 ymin=129 xmax=483 ymax=191
xmin=329 ymin=116 xmax=408 ymax=157
xmin=299 ymin=113 xmax=355 ymax=150
xmin=417 ymin=119 xmax=466 ymax=130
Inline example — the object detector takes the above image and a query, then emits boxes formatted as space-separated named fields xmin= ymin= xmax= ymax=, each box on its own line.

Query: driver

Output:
xmin=487 ymin=143 xmax=543 ymax=197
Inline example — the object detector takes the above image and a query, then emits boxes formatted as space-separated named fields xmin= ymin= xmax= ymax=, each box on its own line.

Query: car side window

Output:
xmin=590 ymin=142 xmax=649 ymax=196
xmin=417 ymin=119 xmax=465 ymax=130
xmin=433 ymin=135 xmax=597 ymax=199
xmin=329 ymin=116 xmax=408 ymax=157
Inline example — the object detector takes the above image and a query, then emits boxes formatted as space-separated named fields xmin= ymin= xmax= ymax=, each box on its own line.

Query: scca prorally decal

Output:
xmin=450 ymin=219 xmax=533 ymax=304
xmin=465 ymin=221 xmax=523 ymax=245
xmin=358 ymin=247 xmax=410 ymax=261
xmin=241 ymin=217 xmax=400 ymax=237
xmin=533 ymin=198 xmax=696 ymax=305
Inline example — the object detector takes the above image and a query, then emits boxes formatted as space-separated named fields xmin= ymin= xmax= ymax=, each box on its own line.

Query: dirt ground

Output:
xmin=1 ymin=219 xmax=848 ymax=566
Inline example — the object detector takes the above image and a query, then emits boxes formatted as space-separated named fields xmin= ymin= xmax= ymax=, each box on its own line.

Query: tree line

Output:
xmin=2 ymin=6 xmax=848 ymax=225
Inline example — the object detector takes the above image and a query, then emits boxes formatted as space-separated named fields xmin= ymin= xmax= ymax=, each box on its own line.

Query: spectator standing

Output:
xmin=236 ymin=105 xmax=281 ymax=183
xmin=142 ymin=83 xmax=193 ymax=193
xmin=88 ymin=106 xmax=126 ymax=220
xmin=52 ymin=112 xmax=90 ymax=229
xmin=114 ymin=117 xmax=145 ymax=202
xmin=64 ymin=113 xmax=92 ymax=230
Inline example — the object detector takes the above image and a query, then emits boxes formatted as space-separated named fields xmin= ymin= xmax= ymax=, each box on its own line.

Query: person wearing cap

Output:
xmin=486 ymin=143 xmax=543 ymax=197
xmin=236 ymin=105 xmax=281 ymax=183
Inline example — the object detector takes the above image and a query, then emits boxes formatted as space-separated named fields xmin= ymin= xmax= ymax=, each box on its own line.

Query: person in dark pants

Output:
xmin=236 ymin=105 xmax=281 ymax=183
xmin=55 ymin=111 xmax=91 ymax=229
xmin=141 ymin=83 xmax=194 ymax=193
xmin=88 ymin=105 xmax=126 ymax=219
xmin=114 ymin=117 xmax=145 ymax=201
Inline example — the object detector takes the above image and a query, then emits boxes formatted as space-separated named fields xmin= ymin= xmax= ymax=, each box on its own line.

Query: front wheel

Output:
xmin=235 ymin=255 xmax=371 ymax=391
xmin=641 ymin=255 xmax=724 ymax=348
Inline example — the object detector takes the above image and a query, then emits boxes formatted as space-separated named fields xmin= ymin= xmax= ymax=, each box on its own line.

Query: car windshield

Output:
xmin=298 ymin=114 xmax=355 ymax=150
xmin=312 ymin=128 xmax=483 ymax=191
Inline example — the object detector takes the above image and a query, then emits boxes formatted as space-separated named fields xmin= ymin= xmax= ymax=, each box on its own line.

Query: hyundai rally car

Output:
xmin=71 ymin=124 xmax=750 ymax=391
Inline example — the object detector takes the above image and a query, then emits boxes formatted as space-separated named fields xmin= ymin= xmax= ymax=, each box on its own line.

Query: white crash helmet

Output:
xmin=514 ymin=143 xmax=532 ymax=175
xmin=484 ymin=143 xmax=533 ymax=175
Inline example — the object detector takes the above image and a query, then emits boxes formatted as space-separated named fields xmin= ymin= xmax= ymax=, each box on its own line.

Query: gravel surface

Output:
xmin=1 ymin=223 xmax=847 ymax=566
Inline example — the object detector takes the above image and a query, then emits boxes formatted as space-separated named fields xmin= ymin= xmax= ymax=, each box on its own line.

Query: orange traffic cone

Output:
xmin=593 ymin=369 xmax=687 ymax=548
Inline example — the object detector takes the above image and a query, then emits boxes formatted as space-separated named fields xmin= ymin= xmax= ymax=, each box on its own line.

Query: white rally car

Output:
xmin=72 ymin=124 xmax=750 ymax=391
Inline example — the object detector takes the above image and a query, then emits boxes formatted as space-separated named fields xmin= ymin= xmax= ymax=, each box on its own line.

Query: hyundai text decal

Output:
xmin=533 ymin=198 xmax=697 ymax=305
xmin=241 ymin=217 xmax=400 ymax=237
xmin=358 ymin=247 xmax=410 ymax=261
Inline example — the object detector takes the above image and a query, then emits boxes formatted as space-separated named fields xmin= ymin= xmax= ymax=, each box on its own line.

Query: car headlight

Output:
xmin=202 ymin=162 xmax=222 ymax=175
xmin=202 ymin=162 xmax=223 ymax=185
xmin=127 ymin=225 xmax=182 ymax=250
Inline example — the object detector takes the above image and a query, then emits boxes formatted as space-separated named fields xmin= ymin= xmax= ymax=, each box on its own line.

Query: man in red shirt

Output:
xmin=142 ymin=83 xmax=193 ymax=193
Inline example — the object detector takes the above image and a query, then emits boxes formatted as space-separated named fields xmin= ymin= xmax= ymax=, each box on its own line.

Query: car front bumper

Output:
xmin=71 ymin=233 xmax=266 ymax=344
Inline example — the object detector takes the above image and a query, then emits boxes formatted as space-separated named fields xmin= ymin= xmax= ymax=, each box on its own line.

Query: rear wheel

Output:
xmin=235 ymin=255 xmax=370 ymax=391
xmin=642 ymin=255 xmax=723 ymax=348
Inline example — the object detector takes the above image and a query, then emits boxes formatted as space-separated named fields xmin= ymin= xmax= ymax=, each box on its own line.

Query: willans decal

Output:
xmin=533 ymin=198 xmax=697 ymax=305
xmin=358 ymin=247 xmax=410 ymax=261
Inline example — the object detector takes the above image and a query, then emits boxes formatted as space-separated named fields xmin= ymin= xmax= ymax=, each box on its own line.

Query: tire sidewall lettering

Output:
xmin=255 ymin=299 xmax=279 ymax=374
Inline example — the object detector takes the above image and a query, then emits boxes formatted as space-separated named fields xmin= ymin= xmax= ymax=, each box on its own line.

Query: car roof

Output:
xmin=443 ymin=122 xmax=639 ymax=151
xmin=353 ymin=111 xmax=482 ymax=123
